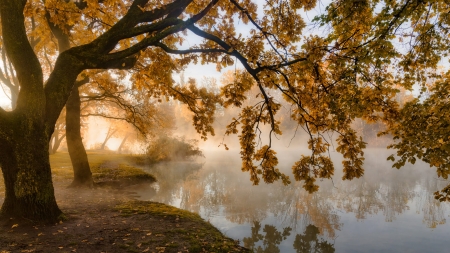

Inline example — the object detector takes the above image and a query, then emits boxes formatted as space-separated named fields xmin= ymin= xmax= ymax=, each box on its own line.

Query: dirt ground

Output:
xmin=0 ymin=180 xmax=249 ymax=253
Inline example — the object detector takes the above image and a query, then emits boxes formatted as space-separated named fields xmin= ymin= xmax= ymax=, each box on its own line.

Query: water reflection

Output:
xmin=241 ymin=222 xmax=335 ymax=253
xmin=243 ymin=221 xmax=292 ymax=253
xmin=293 ymin=225 xmax=335 ymax=253
xmin=138 ymin=149 xmax=450 ymax=253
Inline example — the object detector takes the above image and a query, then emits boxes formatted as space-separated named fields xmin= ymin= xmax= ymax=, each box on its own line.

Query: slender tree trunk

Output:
xmin=0 ymin=117 xmax=62 ymax=223
xmin=49 ymin=133 xmax=56 ymax=154
xmin=49 ymin=131 xmax=66 ymax=155
xmin=117 ymin=133 xmax=130 ymax=154
xmin=66 ymin=86 xmax=93 ymax=187
xmin=10 ymin=89 xmax=18 ymax=110
xmin=100 ymin=127 xmax=117 ymax=150
xmin=52 ymin=133 xmax=66 ymax=154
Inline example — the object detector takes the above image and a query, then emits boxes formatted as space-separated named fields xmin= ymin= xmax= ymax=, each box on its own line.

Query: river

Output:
xmin=136 ymin=148 xmax=450 ymax=253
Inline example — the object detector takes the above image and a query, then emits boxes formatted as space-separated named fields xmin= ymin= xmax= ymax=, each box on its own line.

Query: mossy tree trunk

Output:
xmin=0 ymin=0 xmax=81 ymax=222
xmin=66 ymin=86 xmax=93 ymax=187
xmin=0 ymin=121 xmax=61 ymax=222
xmin=0 ymin=0 xmax=146 ymax=222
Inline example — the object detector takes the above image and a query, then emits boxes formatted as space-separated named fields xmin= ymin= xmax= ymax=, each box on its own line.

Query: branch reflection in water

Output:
xmin=135 ymin=148 xmax=449 ymax=253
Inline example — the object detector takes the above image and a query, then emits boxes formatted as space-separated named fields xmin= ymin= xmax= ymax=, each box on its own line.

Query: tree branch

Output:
xmin=0 ymin=0 xmax=43 ymax=97
xmin=155 ymin=42 xmax=227 ymax=54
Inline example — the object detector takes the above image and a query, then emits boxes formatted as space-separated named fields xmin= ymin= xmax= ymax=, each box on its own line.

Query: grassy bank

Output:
xmin=50 ymin=151 xmax=154 ymax=183
xmin=0 ymin=151 xmax=249 ymax=252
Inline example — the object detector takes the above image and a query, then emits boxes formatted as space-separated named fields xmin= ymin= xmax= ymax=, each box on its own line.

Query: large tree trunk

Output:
xmin=66 ymin=86 xmax=93 ymax=188
xmin=0 ymin=0 xmax=138 ymax=223
xmin=0 ymin=117 xmax=62 ymax=223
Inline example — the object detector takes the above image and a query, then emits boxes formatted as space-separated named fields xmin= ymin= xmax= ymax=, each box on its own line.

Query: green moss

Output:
xmin=92 ymin=164 xmax=155 ymax=183
xmin=57 ymin=213 xmax=68 ymax=222
xmin=115 ymin=201 xmax=202 ymax=221
xmin=115 ymin=201 xmax=250 ymax=253
xmin=48 ymin=151 xmax=156 ymax=186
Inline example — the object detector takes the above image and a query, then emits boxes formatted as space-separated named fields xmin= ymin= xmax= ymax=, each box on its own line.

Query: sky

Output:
xmin=0 ymin=86 xmax=10 ymax=108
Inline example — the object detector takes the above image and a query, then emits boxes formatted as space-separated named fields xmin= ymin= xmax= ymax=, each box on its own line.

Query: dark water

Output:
xmin=136 ymin=148 xmax=450 ymax=253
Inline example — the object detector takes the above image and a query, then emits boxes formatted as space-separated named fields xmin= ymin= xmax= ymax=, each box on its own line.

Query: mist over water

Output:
xmin=135 ymin=147 xmax=450 ymax=253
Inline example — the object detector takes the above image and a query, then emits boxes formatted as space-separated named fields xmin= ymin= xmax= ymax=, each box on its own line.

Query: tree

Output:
xmin=99 ymin=126 xmax=118 ymax=150
xmin=0 ymin=0 xmax=253 ymax=222
xmin=117 ymin=132 xmax=132 ymax=153
xmin=316 ymin=0 xmax=450 ymax=200
xmin=49 ymin=108 xmax=66 ymax=154
xmin=2 ymin=0 xmax=450 ymax=223
xmin=66 ymin=81 xmax=94 ymax=187
xmin=243 ymin=221 xmax=291 ymax=253
xmin=293 ymin=225 xmax=335 ymax=253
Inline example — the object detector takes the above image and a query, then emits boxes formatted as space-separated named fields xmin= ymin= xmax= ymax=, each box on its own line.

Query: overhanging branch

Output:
xmin=155 ymin=42 xmax=226 ymax=54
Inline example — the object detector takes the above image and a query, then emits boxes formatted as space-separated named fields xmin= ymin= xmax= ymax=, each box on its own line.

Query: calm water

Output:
xmin=136 ymin=148 xmax=450 ymax=253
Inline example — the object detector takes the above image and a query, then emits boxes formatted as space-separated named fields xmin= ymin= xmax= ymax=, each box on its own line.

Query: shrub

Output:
xmin=145 ymin=136 xmax=204 ymax=163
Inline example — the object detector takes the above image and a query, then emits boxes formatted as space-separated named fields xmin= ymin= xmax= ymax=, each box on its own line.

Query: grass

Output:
xmin=0 ymin=151 xmax=250 ymax=252
xmin=116 ymin=200 xmax=203 ymax=221
xmin=115 ymin=200 xmax=250 ymax=253
xmin=49 ymin=151 xmax=155 ymax=185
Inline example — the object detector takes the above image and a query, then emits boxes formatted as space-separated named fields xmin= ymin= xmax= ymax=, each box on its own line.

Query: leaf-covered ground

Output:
xmin=0 ymin=152 xmax=249 ymax=253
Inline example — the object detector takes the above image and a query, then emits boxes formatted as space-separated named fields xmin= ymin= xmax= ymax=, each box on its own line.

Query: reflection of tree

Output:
xmin=243 ymin=221 xmax=291 ymax=253
xmin=336 ymin=178 xmax=414 ymax=222
xmin=333 ymin=163 xmax=449 ymax=225
xmin=180 ymin=169 xmax=227 ymax=216
xmin=421 ymin=193 xmax=446 ymax=228
xmin=335 ymin=180 xmax=384 ymax=220
xmin=178 ymin=166 xmax=270 ymax=223
xmin=175 ymin=165 xmax=342 ymax=238
xmin=144 ymin=150 xmax=450 ymax=253
xmin=271 ymin=184 xmax=341 ymax=238
xmin=293 ymin=225 xmax=335 ymax=253
xmin=417 ymin=177 xmax=447 ymax=228
xmin=140 ymin=162 xmax=203 ymax=204
xmin=381 ymin=181 xmax=414 ymax=222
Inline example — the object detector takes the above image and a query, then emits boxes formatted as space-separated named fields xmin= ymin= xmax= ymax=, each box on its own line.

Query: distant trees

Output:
xmin=145 ymin=136 xmax=203 ymax=163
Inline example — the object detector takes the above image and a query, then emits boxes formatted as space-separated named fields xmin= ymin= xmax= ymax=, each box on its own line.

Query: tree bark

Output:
xmin=66 ymin=86 xmax=93 ymax=187
xmin=45 ymin=8 xmax=94 ymax=187
xmin=0 ymin=0 xmax=192 ymax=223
xmin=0 ymin=115 xmax=62 ymax=223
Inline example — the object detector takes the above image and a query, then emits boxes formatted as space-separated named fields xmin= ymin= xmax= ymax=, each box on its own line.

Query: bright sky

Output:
xmin=0 ymin=86 xmax=10 ymax=109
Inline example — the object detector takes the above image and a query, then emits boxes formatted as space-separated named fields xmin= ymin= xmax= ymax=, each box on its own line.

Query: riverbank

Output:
xmin=0 ymin=152 xmax=249 ymax=253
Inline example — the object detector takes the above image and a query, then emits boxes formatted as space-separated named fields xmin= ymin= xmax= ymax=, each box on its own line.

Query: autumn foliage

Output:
xmin=1 ymin=0 xmax=450 ymax=222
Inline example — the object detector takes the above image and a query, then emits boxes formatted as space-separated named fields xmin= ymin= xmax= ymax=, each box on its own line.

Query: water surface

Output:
xmin=137 ymin=148 xmax=450 ymax=253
